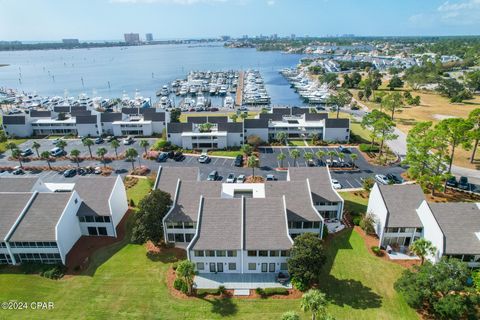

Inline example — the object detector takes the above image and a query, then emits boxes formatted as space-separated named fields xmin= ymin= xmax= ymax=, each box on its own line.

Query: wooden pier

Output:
xmin=235 ymin=71 xmax=244 ymax=106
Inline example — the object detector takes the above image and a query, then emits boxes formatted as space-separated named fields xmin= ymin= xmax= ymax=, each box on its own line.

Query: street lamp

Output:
xmin=137 ymin=155 xmax=142 ymax=168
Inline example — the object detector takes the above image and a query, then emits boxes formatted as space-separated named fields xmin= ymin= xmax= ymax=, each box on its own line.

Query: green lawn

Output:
xmin=350 ymin=122 xmax=372 ymax=144
xmin=0 ymin=139 xmax=28 ymax=154
xmin=288 ymin=140 xmax=308 ymax=147
xmin=340 ymin=191 xmax=369 ymax=215
xmin=126 ymin=178 xmax=152 ymax=206
xmin=0 ymin=225 xmax=416 ymax=320
xmin=208 ymin=150 xmax=243 ymax=158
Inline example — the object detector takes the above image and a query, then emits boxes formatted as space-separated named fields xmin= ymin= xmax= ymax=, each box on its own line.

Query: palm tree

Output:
xmin=301 ymin=289 xmax=328 ymax=320
xmin=350 ymin=153 xmax=358 ymax=168
xmin=277 ymin=152 xmax=286 ymax=168
xmin=290 ymin=149 xmax=301 ymax=167
xmin=110 ymin=139 xmax=120 ymax=158
xmin=6 ymin=142 xmax=17 ymax=153
xmin=32 ymin=141 xmax=41 ymax=157
xmin=315 ymin=150 xmax=326 ymax=165
xmin=338 ymin=152 xmax=345 ymax=165
xmin=70 ymin=149 xmax=81 ymax=167
xmin=409 ymin=238 xmax=436 ymax=265
xmin=56 ymin=139 xmax=67 ymax=151
xmin=82 ymin=138 xmax=94 ymax=158
xmin=40 ymin=151 xmax=52 ymax=169
xmin=139 ymin=139 xmax=150 ymax=156
xmin=247 ymin=155 xmax=258 ymax=178
xmin=241 ymin=144 xmax=253 ymax=157
xmin=327 ymin=150 xmax=336 ymax=164
xmin=11 ymin=149 xmax=23 ymax=167
xmin=176 ymin=260 xmax=196 ymax=296
xmin=276 ymin=131 xmax=288 ymax=145
xmin=230 ymin=114 xmax=238 ymax=123
xmin=125 ymin=148 xmax=138 ymax=170
xmin=239 ymin=112 xmax=248 ymax=121
xmin=96 ymin=147 xmax=108 ymax=167
xmin=304 ymin=151 xmax=314 ymax=165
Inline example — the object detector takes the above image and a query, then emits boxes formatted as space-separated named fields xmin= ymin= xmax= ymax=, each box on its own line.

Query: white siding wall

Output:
xmin=101 ymin=122 xmax=115 ymax=135
xmin=190 ymin=250 xmax=242 ymax=273
xmin=367 ymin=183 xmax=389 ymax=246
xmin=55 ymin=191 xmax=83 ymax=264
xmin=242 ymin=251 xmax=289 ymax=274
xmin=168 ymin=132 xmax=183 ymax=147
xmin=3 ymin=124 xmax=33 ymax=137
xmin=417 ymin=201 xmax=444 ymax=263
xmin=109 ymin=176 xmax=129 ymax=229
xmin=226 ymin=132 xmax=243 ymax=147
xmin=324 ymin=127 xmax=350 ymax=142
xmin=152 ymin=121 xmax=166 ymax=135
xmin=79 ymin=221 xmax=115 ymax=237
xmin=76 ymin=123 xmax=99 ymax=137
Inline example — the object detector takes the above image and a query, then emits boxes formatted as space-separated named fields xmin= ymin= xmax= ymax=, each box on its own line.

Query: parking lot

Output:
xmin=1 ymin=139 xmax=408 ymax=190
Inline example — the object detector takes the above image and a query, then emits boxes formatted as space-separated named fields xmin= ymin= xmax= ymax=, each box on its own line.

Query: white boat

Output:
xmin=224 ymin=96 xmax=234 ymax=109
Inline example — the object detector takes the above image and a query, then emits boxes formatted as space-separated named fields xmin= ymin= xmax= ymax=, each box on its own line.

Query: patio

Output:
xmin=386 ymin=245 xmax=420 ymax=260
xmin=325 ymin=219 xmax=345 ymax=233
xmin=194 ymin=273 xmax=292 ymax=289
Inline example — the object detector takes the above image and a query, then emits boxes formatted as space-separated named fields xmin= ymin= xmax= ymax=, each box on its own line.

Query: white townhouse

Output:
xmin=367 ymin=183 xmax=480 ymax=267
xmin=154 ymin=166 xmax=343 ymax=274
xmin=0 ymin=176 xmax=128 ymax=266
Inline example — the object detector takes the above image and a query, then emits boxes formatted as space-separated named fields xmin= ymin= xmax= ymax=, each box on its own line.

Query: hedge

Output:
xmin=359 ymin=144 xmax=379 ymax=152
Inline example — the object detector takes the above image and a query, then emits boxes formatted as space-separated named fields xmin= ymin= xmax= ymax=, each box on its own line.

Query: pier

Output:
xmin=235 ymin=71 xmax=244 ymax=106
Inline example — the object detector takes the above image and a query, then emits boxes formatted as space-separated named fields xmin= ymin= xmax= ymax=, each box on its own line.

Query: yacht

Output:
xmin=224 ymin=95 xmax=234 ymax=109
xmin=157 ymin=85 xmax=169 ymax=96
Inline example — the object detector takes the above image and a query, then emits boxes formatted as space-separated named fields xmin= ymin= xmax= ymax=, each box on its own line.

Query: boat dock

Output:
xmin=235 ymin=71 xmax=244 ymax=106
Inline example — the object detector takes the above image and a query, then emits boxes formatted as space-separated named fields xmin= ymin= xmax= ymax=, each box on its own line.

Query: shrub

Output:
xmin=264 ymin=287 xmax=289 ymax=296
xmin=359 ymin=144 xmax=379 ymax=153
xmin=173 ymin=278 xmax=188 ymax=293
xmin=196 ymin=288 xmax=221 ymax=296
xmin=172 ymin=262 xmax=179 ymax=270
xmin=41 ymin=265 xmax=66 ymax=280
xmin=322 ymin=225 xmax=329 ymax=239
xmin=218 ymin=285 xmax=226 ymax=295
xmin=255 ymin=287 xmax=265 ymax=296
xmin=129 ymin=199 xmax=135 ymax=207
xmin=371 ymin=246 xmax=382 ymax=256
xmin=352 ymin=216 xmax=361 ymax=226
xmin=152 ymin=139 xmax=170 ymax=151
xmin=291 ymin=277 xmax=308 ymax=292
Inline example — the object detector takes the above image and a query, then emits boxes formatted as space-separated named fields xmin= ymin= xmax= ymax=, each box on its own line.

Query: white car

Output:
xmin=226 ymin=173 xmax=236 ymax=183
xmin=375 ymin=174 xmax=390 ymax=185
xmin=123 ymin=136 xmax=134 ymax=145
xmin=236 ymin=175 xmax=246 ymax=183
xmin=198 ymin=153 xmax=210 ymax=163
xmin=331 ymin=179 xmax=342 ymax=189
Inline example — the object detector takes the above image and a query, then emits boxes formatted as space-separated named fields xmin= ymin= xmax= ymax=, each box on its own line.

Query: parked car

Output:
xmin=458 ymin=176 xmax=470 ymax=190
xmin=207 ymin=170 xmax=218 ymax=181
xmin=226 ymin=173 xmax=236 ymax=183
xmin=20 ymin=148 xmax=33 ymax=157
xmin=78 ymin=168 xmax=87 ymax=176
xmin=266 ymin=174 xmax=276 ymax=181
xmin=63 ymin=168 xmax=76 ymax=178
xmin=85 ymin=166 xmax=94 ymax=174
xmin=198 ymin=153 xmax=210 ymax=163
xmin=94 ymin=167 xmax=102 ymax=175
xmin=445 ymin=176 xmax=458 ymax=188
xmin=123 ymin=136 xmax=134 ymax=145
xmin=95 ymin=137 xmax=104 ymax=144
xmin=331 ymin=179 xmax=342 ymax=189
xmin=236 ymin=175 xmax=246 ymax=183
xmin=338 ymin=145 xmax=351 ymax=154
xmin=375 ymin=174 xmax=390 ymax=185
xmin=106 ymin=136 xmax=115 ymax=142
xmin=50 ymin=147 xmax=64 ymax=157
xmin=234 ymin=155 xmax=243 ymax=167
xmin=52 ymin=137 xmax=64 ymax=145
xmin=386 ymin=174 xmax=403 ymax=184
xmin=12 ymin=167 xmax=24 ymax=175
xmin=167 ymin=151 xmax=175 ymax=159
xmin=307 ymin=159 xmax=315 ymax=167
xmin=173 ymin=152 xmax=185 ymax=162
xmin=156 ymin=152 xmax=169 ymax=162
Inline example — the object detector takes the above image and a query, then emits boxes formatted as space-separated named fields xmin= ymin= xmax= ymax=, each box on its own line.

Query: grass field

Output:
xmin=351 ymin=88 xmax=480 ymax=169
xmin=339 ymin=191 xmax=369 ymax=215
xmin=126 ymin=178 xmax=152 ymax=205
xmin=288 ymin=140 xmax=308 ymax=147
xmin=0 ymin=139 xmax=28 ymax=154
xmin=208 ymin=150 xmax=243 ymax=157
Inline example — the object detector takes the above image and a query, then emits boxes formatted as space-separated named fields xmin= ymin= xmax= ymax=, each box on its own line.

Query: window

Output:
xmin=303 ymin=222 xmax=313 ymax=229
xmin=194 ymin=250 xmax=204 ymax=257
xmin=216 ymin=250 xmax=226 ymax=257
xmin=88 ymin=227 xmax=98 ymax=236
xmin=167 ymin=234 xmax=174 ymax=242
xmin=174 ymin=234 xmax=185 ymax=242
xmin=228 ymin=263 xmax=236 ymax=271
xmin=85 ymin=216 xmax=94 ymax=223
xmin=269 ymin=263 xmax=275 ymax=272
xmin=196 ymin=263 xmax=204 ymax=270
xmin=313 ymin=221 xmax=320 ymax=229
xmin=183 ymin=222 xmax=194 ymax=229
xmin=206 ymin=250 xmax=215 ymax=257
xmin=227 ymin=250 xmax=237 ymax=257
xmin=78 ymin=216 xmax=85 ymax=222
xmin=292 ymin=221 xmax=302 ymax=229
xmin=248 ymin=263 xmax=256 ymax=271
xmin=98 ymin=227 xmax=108 ymax=236
xmin=281 ymin=250 xmax=290 ymax=257
xmin=258 ymin=250 xmax=268 ymax=257
xmin=280 ymin=263 xmax=288 ymax=270
xmin=185 ymin=234 xmax=193 ymax=242
xmin=247 ymin=250 xmax=257 ymax=257
xmin=269 ymin=250 xmax=279 ymax=257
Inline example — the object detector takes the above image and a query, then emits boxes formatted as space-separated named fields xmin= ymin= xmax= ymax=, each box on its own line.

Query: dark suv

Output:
xmin=234 ymin=155 xmax=243 ymax=167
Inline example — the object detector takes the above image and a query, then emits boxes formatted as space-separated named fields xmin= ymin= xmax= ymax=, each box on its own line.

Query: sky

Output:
xmin=0 ymin=0 xmax=479 ymax=41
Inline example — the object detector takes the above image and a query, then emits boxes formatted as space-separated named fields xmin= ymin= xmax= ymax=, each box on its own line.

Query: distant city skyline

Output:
xmin=1 ymin=0 xmax=480 ymax=41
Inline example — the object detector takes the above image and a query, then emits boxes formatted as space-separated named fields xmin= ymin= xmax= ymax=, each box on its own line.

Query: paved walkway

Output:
xmin=194 ymin=273 xmax=292 ymax=289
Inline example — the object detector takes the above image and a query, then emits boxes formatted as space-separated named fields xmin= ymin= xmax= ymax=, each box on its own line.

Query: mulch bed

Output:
xmin=65 ymin=209 xmax=133 ymax=274
xmin=354 ymin=226 xmax=420 ymax=268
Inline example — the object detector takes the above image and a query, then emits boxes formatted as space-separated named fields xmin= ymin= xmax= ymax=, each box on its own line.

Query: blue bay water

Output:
xmin=0 ymin=43 xmax=306 ymax=106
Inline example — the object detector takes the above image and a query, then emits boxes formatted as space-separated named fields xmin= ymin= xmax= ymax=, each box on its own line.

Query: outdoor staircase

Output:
xmin=342 ymin=217 xmax=353 ymax=228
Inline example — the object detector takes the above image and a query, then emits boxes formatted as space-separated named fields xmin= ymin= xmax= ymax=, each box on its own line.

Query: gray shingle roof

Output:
xmin=2 ymin=116 xmax=26 ymax=125
xmin=305 ymin=113 xmax=328 ymax=121
xmin=9 ymin=193 xmax=72 ymax=242
xmin=244 ymin=118 xmax=269 ymax=129
xmin=218 ymin=122 xmax=243 ymax=133
xmin=75 ymin=115 xmax=97 ymax=124
xmin=70 ymin=106 xmax=87 ymax=111
xmin=0 ymin=193 xmax=33 ymax=240
xmin=71 ymin=110 xmax=92 ymax=117
xmin=74 ymin=177 xmax=117 ymax=216
xmin=378 ymin=184 xmax=424 ymax=228
xmin=288 ymin=167 xmax=342 ymax=203
xmin=30 ymin=110 xmax=51 ymax=118
xmin=100 ymin=112 xmax=122 ymax=122
xmin=166 ymin=181 xmax=222 ymax=223
xmin=191 ymin=198 xmax=242 ymax=250
xmin=143 ymin=112 xmax=165 ymax=121
xmin=259 ymin=113 xmax=283 ymax=121
xmin=244 ymin=198 xmax=292 ymax=250
xmin=429 ymin=202 xmax=480 ymax=255
xmin=0 ymin=177 xmax=38 ymax=193
xmin=54 ymin=106 xmax=70 ymax=113
xmin=265 ymin=181 xmax=321 ymax=221
xmin=167 ymin=122 xmax=192 ymax=133
xmin=271 ymin=108 xmax=291 ymax=115
xmin=122 ymin=108 xmax=139 ymax=115
xmin=156 ymin=166 xmax=199 ymax=196
xmin=326 ymin=118 xmax=349 ymax=128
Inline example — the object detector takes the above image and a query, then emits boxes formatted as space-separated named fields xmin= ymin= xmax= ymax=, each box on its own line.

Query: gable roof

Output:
xmin=156 ymin=166 xmax=199 ymax=196
xmin=378 ymin=184 xmax=424 ymax=228
xmin=100 ymin=112 xmax=122 ymax=122
xmin=244 ymin=197 xmax=292 ymax=250
xmin=2 ymin=115 xmax=26 ymax=125
xmin=429 ymin=202 xmax=480 ymax=255
xmin=326 ymin=118 xmax=349 ymax=128
xmin=0 ymin=177 xmax=38 ymax=193
xmin=167 ymin=122 xmax=192 ymax=133
xmin=0 ymin=193 xmax=33 ymax=240
xmin=30 ymin=110 xmax=51 ymax=118
xmin=75 ymin=115 xmax=97 ymax=124
xmin=143 ymin=112 xmax=165 ymax=121
xmin=288 ymin=167 xmax=342 ymax=203
xmin=191 ymin=198 xmax=242 ymax=250
xmin=244 ymin=118 xmax=269 ymax=129
xmin=74 ymin=177 xmax=117 ymax=216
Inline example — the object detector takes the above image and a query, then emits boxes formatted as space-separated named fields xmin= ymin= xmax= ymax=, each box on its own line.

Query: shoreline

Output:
xmin=0 ymin=64 xmax=8 ymax=67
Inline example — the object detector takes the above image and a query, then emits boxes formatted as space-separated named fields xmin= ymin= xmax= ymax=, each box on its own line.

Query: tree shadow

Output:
xmin=200 ymin=297 xmax=238 ymax=317
xmin=146 ymin=250 xmax=184 ymax=263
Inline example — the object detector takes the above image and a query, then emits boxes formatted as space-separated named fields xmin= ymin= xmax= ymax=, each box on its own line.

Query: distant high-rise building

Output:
xmin=290 ymin=34 xmax=296 ymax=40
xmin=62 ymin=39 xmax=79 ymax=44
xmin=145 ymin=33 xmax=153 ymax=42
xmin=124 ymin=33 xmax=140 ymax=44
xmin=271 ymin=34 xmax=278 ymax=40
xmin=242 ymin=34 xmax=249 ymax=40
xmin=220 ymin=35 xmax=231 ymax=41
xmin=341 ymin=34 xmax=355 ymax=38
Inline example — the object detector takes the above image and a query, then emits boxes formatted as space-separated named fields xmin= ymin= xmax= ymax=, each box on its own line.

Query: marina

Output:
xmin=280 ymin=68 xmax=330 ymax=105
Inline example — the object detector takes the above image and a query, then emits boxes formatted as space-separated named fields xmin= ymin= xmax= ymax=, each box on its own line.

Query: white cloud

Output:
xmin=410 ymin=0 xmax=480 ymax=27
